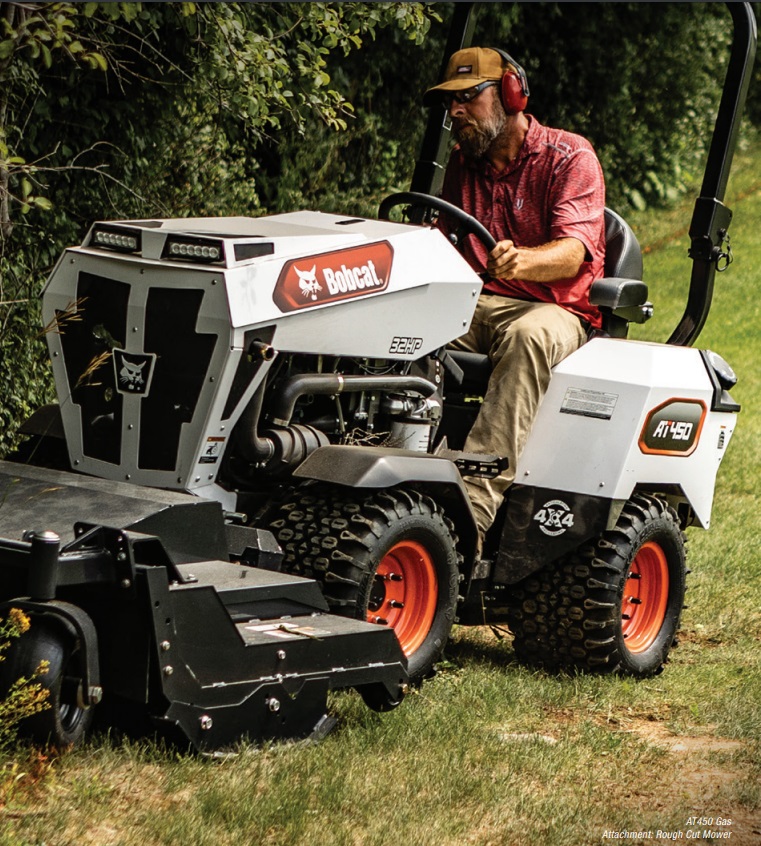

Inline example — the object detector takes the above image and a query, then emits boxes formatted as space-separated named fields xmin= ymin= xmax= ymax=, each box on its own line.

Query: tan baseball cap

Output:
xmin=423 ymin=47 xmax=510 ymax=106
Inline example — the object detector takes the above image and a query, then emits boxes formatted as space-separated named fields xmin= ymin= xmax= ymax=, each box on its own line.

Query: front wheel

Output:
xmin=0 ymin=618 xmax=95 ymax=747
xmin=268 ymin=485 xmax=461 ymax=683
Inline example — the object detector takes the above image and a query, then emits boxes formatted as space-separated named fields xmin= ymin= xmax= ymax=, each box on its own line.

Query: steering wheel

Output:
xmin=378 ymin=191 xmax=497 ymax=252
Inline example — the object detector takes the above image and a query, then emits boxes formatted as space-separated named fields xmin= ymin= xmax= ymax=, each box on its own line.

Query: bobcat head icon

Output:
xmin=119 ymin=359 xmax=145 ymax=390
xmin=112 ymin=349 xmax=157 ymax=396
xmin=295 ymin=265 xmax=321 ymax=300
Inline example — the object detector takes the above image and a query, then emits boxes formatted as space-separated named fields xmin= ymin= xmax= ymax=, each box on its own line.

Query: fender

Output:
xmin=493 ymin=486 xmax=623 ymax=585
xmin=293 ymin=445 xmax=479 ymax=563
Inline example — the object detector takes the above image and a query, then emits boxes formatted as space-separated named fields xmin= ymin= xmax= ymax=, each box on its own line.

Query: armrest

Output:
xmin=590 ymin=277 xmax=649 ymax=310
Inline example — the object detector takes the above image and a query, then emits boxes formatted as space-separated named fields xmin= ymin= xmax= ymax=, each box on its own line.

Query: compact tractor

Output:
xmin=0 ymin=3 xmax=755 ymax=752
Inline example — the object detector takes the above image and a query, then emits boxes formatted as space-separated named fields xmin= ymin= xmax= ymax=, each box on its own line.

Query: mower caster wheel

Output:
xmin=357 ymin=682 xmax=406 ymax=713
xmin=0 ymin=617 xmax=95 ymax=748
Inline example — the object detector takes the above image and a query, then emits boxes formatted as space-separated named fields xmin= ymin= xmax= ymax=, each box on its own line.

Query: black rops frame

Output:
xmin=411 ymin=3 xmax=757 ymax=349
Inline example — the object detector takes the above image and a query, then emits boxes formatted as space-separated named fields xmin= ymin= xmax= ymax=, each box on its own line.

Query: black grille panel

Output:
xmin=59 ymin=272 xmax=129 ymax=464
xmin=139 ymin=287 xmax=216 ymax=471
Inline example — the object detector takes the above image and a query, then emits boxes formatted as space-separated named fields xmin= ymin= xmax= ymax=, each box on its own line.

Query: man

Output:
xmin=424 ymin=46 xmax=606 ymax=553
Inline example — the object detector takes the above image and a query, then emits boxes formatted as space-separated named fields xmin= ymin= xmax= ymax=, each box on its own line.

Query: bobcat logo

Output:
xmin=112 ymin=349 xmax=156 ymax=396
xmin=295 ymin=265 xmax=322 ymax=300
xmin=119 ymin=359 xmax=146 ymax=390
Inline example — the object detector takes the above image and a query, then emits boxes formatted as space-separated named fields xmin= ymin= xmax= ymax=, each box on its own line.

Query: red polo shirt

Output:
xmin=440 ymin=116 xmax=606 ymax=328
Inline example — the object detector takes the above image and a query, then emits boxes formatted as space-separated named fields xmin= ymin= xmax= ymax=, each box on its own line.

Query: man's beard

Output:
xmin=453 ymin=100 xmax=506 ymax=160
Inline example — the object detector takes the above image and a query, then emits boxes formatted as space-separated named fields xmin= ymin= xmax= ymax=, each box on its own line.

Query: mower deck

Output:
xmin=0 ymin=460 xmax=409 ymax=752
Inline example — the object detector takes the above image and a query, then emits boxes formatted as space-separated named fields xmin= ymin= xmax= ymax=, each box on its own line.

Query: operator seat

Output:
xmin=445 ymin=208 xmax=651 ymax=394
xmin=589 ymin=208 xmax=652 ymax=338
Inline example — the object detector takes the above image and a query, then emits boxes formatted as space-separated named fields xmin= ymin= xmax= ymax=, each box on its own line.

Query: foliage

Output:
xmin=0 ymin=609 xmax=50 ymax=750
xmin=245 ymin=3 xmax=744 ymax=219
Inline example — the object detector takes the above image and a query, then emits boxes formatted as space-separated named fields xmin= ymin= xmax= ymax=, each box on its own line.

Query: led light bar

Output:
xmin=90 ymin=225 xmax=142 ymax=254
xmin=163 ymin=236 xmax=225 ymax=264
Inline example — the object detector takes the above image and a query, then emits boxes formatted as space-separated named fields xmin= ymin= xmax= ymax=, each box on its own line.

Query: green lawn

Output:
xmin=1 ymin=141 xmax=760 ymax=846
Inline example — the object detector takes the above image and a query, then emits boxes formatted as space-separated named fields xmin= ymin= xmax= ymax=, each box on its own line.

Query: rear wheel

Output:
xmin=268 ymin=485 xmax=461 ymax=683
xmin=508 ymin=494 xmax=687 ymax=677
xmin=0 ymin=619 xmax=94 ymax=747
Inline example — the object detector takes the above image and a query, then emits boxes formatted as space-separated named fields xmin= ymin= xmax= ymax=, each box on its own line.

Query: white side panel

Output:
xmin=223 ymin=223 xmax=481 ymax=358
xmin=516 ymin=338 xmax=737 ymax=528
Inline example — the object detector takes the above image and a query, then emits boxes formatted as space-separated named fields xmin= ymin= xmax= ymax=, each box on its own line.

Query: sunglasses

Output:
xmin=441 ymin=80 xmax=498 ymax=108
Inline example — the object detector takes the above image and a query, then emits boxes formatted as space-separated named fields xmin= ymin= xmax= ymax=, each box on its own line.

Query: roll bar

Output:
xmin=668 ymin=3 xmax=756 ymax=346
xmin=412 ymin=3 xmax=757 ymax=348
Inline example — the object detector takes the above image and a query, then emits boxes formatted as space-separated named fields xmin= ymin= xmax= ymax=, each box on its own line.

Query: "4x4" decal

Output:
xmin=533 ymin=499 xmax=575 ymax=537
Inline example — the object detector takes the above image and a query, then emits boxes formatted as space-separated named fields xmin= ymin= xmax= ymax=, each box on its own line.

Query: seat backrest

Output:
xmin=604 ymin=207 xmax=643 ymax=280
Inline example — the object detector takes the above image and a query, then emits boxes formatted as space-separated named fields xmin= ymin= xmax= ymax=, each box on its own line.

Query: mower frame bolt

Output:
xmin=200 ymin=715 xmax=213 ymax=731
xmin=163 ymin=665 xmax=174 ymax=676
xmin=276 ymin=650 xmax=286 ymax=661
xmin=160 ymin=640 xmax=171 ymax=652
xmin=267 ymin=697 xmax=281 ymax=713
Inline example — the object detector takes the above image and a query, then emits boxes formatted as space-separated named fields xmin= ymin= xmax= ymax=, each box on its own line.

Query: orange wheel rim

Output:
xmin=367 ymin=540 xmax=438 ymax=656
xmin=621 ymin=541 xmax=669 ymax=653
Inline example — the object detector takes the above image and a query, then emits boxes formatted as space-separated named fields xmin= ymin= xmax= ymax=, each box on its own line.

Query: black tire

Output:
xmin=508 ymin=494 xmax=687 ymax=677
xmin=0 ymin=619 xmax=94 ymax=747
xmin=356 ymin=682 xmax=405 ymax=713
xmin=268 ymin=485 xmax=461 ymax=683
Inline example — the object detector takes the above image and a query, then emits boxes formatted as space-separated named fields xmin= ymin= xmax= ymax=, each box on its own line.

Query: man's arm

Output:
xmin=487 ymin=236 xmax=586 ymax=283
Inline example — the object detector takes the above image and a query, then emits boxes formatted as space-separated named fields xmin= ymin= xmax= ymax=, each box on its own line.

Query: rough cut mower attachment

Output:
xmin=0 ymin=461 xmax=408 ymax=752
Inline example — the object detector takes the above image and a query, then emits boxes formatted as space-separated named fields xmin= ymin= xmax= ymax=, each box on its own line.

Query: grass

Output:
xmin=2 ymin=139 xmax=761 ymax=846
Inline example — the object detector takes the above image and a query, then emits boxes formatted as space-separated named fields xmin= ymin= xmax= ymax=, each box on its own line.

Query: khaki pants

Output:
xmin=450 ymin=294 xmax=587 ymax=541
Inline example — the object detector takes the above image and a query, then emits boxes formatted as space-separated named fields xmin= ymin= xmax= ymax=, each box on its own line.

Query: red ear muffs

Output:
xmin=501 ymin=71 xmax=528 ymax=114
xmin=491 ymin=47 xmax=530 ymax=115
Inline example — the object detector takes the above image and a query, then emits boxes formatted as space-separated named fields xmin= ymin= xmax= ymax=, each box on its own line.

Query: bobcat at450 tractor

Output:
xmin=0 ymin=3 xmax=755 ymax=753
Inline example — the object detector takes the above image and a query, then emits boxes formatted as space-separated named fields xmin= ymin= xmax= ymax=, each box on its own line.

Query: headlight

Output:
xmin=163 ymin=236 xmax=225 ymax=264
xmin=90 ymin=225 xmax=142 ymax=254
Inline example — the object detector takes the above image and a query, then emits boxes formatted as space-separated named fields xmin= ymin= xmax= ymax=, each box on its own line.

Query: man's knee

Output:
xmin=496 ymin=306 xmax=584 ymax=364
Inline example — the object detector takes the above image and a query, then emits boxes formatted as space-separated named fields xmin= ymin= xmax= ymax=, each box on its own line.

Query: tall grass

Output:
xmin=1 ymin=141 xmax=760 ymax=846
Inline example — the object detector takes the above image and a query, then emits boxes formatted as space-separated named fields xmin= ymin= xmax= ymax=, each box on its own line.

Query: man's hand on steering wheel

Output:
xmin=486 ymin=239 xmax=520 ymax=280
